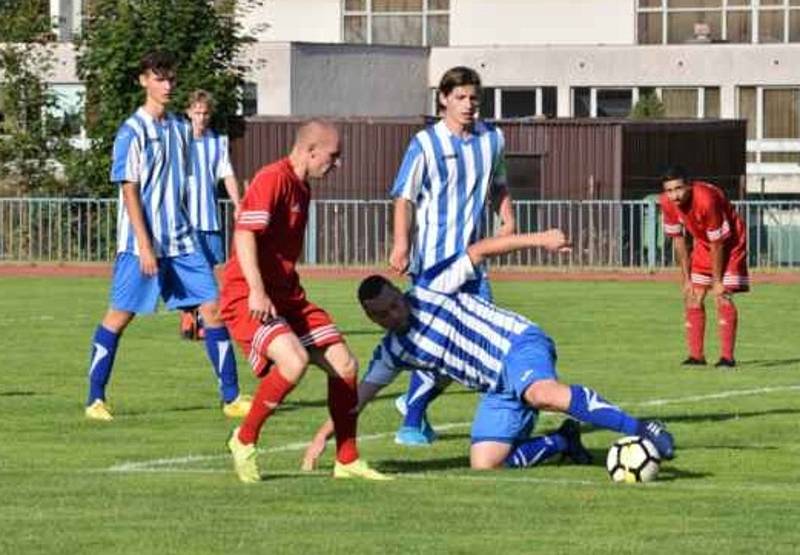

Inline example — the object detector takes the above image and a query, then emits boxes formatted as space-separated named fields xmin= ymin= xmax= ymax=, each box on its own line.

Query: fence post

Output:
xmin=306 ymin=199 xmax=317 ymax=265
xmin=647 ymin=196 xmax=657 ymax=271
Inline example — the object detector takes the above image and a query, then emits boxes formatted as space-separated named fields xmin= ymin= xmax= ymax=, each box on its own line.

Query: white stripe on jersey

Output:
xmin=112 ymin=108 xmax=194 ymax=257
xmin=186 ymin=131 xmax=234 ymax=232
xmin=365 ymin=286 xmax=540 ymax=393
xmin=391 ymin=120 xmax=506 ymax=276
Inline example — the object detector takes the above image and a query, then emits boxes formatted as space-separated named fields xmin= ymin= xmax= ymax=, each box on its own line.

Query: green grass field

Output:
xmin=1 ymin=275 xmax=799 ymax=554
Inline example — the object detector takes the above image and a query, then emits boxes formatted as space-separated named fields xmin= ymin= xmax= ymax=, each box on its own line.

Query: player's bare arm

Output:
xmin=493 ymin=187 xmax=515 ymax=237
xmin=389 ymin=197 xmax=414 ymax=274
xmin=466 ymin=228 xmax=570 ymax=267
xmin=121 ymin=182 xmax=157 ymax=276
xmin=234 ymin=228 xmax=277 ymax=321
xmin=223 ymin=175 xmax=242 ymax=220
xmin=301 ymin=380 xmax=385 ymax=471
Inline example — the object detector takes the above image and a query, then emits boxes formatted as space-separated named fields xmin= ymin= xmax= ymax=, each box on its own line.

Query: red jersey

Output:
xmin=222 ymin=157 xmax=310 ymax=303
xmin=660 ymin=181 xmax=745 ymax=250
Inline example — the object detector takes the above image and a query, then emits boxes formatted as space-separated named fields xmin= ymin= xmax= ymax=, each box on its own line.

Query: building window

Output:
xmin=48 ymin=83 xmax=84 ymax=136
xmin=343 ymin=0 xmax=449 ymax=46
xmin=637 ymin=0 xmax=800 ymax=44
xmin=240 ymin=82 xmax=258 ymax=116
xmin=432 ymin=86 xmax=556 ymax=119
xmin=738 ymin=86 xmax=800 ymax=167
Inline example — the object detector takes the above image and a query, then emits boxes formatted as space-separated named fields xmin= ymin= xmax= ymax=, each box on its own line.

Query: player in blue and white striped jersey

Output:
xmin=83 ymin=52 xmax=250 ymax=422
xmin=388 ymin=66 xmax=515 ymax=446
xmin=301 ymin=229 xmax=675 ymax=471
xmin=179 ymin=90 xmax=242 ymax=340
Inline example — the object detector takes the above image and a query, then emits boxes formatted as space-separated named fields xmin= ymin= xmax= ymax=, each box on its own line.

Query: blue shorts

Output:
xmin=109 ymin=251 xmax=219 ymax=314
xmin=195 ymin=231 xmax=225 ymax=267
xmin=471 ymin=330 xmax=558 ymax=444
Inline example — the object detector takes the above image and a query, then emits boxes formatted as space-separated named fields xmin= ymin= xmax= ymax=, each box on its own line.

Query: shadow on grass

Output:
xmin=378 ymin=455 xmax=471 ymax=473
xmin=0 ymin=390 xmax=40 ymax=396
xmin=738 ymin=358 xmax=800 ymax=368
xmin=656 ymin=466 xmax=711 ymax=482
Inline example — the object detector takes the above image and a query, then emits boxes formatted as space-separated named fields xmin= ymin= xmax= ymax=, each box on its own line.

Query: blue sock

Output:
xmin=505 ymin=433 xmax=567 ymax=468
xmin=403 ymin=370 xmax=443 ymax=428
xmin=566 ymin=385 xmax=640 ymax=435
xmin=86 ymin=325 xmax=119 ymax=405
xmin=203 ymin=326 xmax=239 ymax=403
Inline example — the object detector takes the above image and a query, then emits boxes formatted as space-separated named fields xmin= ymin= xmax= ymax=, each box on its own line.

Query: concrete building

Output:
xmin=23 ymin=0 xmax=800 ymax=194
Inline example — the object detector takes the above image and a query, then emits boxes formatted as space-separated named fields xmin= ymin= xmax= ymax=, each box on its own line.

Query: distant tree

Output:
xmin=0 ymin=0 xmax=74 ymax=194
xmin=74 ymin=0 xmax=255 ymax=196
xmin=630 ymin=92 xmax=666 ymax=119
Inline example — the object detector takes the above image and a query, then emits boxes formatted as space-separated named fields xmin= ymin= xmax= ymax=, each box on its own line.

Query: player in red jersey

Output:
xmin=659 ymin=165 xmax=748 ymax=368
xmin=220 ymin=120 xmax=390 ymax=482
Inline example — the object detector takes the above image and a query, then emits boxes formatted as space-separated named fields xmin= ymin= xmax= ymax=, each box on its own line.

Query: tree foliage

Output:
xmin=0 ymin=0 xmax=73 ymax=195
xmin=75 ymin=0 xmax=253 ymax=196
xmin=630 ymin=92 xmax=666 ymax=120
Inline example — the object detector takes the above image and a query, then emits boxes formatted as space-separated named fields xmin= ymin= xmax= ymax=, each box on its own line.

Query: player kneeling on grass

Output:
xmin=302 ymin=229 xmax=675 ymax=471
xmin=221 ymin=120 xmax=389 ymax=483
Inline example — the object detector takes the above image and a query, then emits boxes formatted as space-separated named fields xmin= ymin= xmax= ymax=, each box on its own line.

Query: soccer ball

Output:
xmin=606 ymin=436 xmax=661 ymax=483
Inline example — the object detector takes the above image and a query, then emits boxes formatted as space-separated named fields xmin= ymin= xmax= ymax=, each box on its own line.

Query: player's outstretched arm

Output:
xmin=466 ymin=228 xmax=570 ymax=267
xmin=300 ymin=381 xmax=385 ymax=471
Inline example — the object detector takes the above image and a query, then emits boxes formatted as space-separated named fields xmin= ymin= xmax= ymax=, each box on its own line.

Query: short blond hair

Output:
xmin=187 ymin=89 xmax=215 ymax=112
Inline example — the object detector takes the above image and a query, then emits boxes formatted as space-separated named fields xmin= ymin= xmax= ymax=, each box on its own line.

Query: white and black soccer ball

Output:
xmin=606 ymin=436 xmax=661 ymax=483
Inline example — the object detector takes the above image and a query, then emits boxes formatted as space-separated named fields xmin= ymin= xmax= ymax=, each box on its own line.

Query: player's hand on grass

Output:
xmin=301 ymin=419 xmax=334 ymax=472
xmin=248 ymin=290 xmax=277 ymax=323
xmin=389 ymin=245 xmax=410 ymax=275
xmin=138 ymin=244 xmax=158 ymax=276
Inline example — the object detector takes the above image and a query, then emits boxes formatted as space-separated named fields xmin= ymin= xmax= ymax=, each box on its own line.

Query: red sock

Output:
xmin=717 ymin=303 xmax=738 ymax=361
xmin=685 ymin=306 xmax=706 ymax=360
xmin=328 ymin=374 xmax=359 ymax=464
xmin=238 ymin=368 xmax=295 ymax=445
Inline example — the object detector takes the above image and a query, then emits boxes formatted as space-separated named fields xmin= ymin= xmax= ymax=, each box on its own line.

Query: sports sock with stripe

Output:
xmin=203 ymin=325 xmax=239 ymax=403
xmin=86 ymin=325 xmax=120 ymax=405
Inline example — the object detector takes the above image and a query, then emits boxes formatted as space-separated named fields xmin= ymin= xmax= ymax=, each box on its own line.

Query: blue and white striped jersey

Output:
xmin=110 ymin=108 xmax=195 ymax=257
xmin=363 ymin=253 xmax=540 ymax=393
xmin=186 ymin=130 xmax=235 ymax=232
xmin=390 ymin=119 xmax=508 ymax=277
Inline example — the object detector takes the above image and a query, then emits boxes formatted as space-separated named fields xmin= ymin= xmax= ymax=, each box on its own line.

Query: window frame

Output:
xmin=343 ymin=0 xmax=449 ymax=46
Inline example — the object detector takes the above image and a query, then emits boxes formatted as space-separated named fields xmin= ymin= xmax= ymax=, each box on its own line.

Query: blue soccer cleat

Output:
xmin=395 ymin=425 xmax=433 ymax=446
xmin=638 ymin=420 xmax=675 ymax=460
xmin=394 ymin=394 xmax=438 ymax=445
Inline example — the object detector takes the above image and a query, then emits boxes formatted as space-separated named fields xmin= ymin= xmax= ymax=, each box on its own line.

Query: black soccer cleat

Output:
xmin=714 ymin=358 xmax=736 ymax=368
xmin=638 ymin=420 xmax=675 ymax=460
xmin=557 ymin=419 xmax=593 ymax=465
xmin=681 ymin=356 xmax=707 ymax=366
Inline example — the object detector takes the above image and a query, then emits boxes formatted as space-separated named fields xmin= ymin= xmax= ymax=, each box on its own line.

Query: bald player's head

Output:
xmin=290 ymin=119 xmax=341 ymax=180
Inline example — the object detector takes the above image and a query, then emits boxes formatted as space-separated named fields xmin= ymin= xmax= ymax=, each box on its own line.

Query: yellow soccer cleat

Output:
xmin=333 ymin=459 xmax=393 ymax=481
xmin=226 ymin=427 xmax=261 ymax=483
xmin=222 ymin=394 xmax=253 ymax=419
xmin=85 ymin=399 xmax=113 ymax=421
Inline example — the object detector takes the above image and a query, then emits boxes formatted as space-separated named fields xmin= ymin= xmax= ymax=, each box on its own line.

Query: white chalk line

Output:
xmin=105 ymin=383 xmax=800 ymax=474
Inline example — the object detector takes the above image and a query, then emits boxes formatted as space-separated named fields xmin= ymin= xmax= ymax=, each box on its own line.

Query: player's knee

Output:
xmin=198 ymin=302 xmax=222 ymax=325
xmin=469 ymin=452 xmax=504 ymax=470
xmin=524 ymin=380 xmax=566 ymax=411
xmin=336 ymin=354 xmax=358 ymax=380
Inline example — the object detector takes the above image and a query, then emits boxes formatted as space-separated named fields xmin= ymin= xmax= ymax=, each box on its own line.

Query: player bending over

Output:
xmin=660 ymin=165 xmax=749 ymax=368
xmin=221 ymin=120 xmax=390 ymax=483
xmin=302 ymin=229 xmax=675 ymax=470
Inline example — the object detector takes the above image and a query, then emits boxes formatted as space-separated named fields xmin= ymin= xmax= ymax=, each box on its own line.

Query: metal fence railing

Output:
xmin=1 ymin=198 xmax=799 ymax=269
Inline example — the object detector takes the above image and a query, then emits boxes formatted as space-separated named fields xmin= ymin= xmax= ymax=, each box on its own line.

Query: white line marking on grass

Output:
xmin=105 ymin=384 xmax=800 ymax=473
xmin=631 ymin=385 xmax=800 ymax=407
xmin=107 ymin=422 xmax=471 ymax=472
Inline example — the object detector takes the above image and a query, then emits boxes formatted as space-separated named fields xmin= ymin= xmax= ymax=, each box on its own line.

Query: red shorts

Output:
xmin=221 ymin=294 xmax=343 ymax=377
xmin=690 ymin=242 xmax=749 ymax=293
